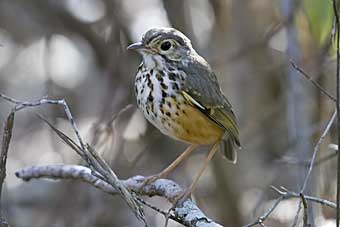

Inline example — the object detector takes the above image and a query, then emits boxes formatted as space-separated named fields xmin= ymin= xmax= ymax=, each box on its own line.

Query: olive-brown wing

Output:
xmin=181 ymin=61 xmax=239 ymax=136
xmin=181 ymin=60 xmax=240 ymax=161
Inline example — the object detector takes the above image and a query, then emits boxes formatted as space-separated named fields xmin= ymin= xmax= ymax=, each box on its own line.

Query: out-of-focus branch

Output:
xmin=282 ymin=0 xmax=314 ymax=224
xmin=333 ymin=0 xmax=340 ymax=226
xmin=0 ymin=112 xmax=14 ymax=227
xmin=226 ymin=16 xmax=292 ymax=63
xmin=277 ymin=145 xmax=339 ymax=167
xmin=290 ymin=60 xmax=336 ymax=102
xmin=15 ymin=164 xmax=223 ymax=227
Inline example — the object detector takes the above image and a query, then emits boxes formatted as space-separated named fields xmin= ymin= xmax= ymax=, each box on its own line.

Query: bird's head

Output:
xmin=127 ymin=28 xmax=194 ymax=68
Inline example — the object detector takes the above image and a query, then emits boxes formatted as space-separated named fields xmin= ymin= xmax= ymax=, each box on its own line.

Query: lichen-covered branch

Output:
xmin=15 ymin=164 xmax=222 ymax=227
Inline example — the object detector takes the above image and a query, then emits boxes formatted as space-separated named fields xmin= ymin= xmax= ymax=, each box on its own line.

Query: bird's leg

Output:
xmin=172 ymin=142 xmax=220 ymax=207
xmin=142 ymin=144 xmax=198 ymax=186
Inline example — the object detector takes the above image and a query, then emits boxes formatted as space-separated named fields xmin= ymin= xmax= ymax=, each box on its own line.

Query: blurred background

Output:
xmin=0 ymin=0 xmax=337 ymax=226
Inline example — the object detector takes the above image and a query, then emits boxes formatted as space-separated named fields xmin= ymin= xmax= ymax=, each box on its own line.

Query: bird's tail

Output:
xmin=220 ymin=135 xmax=241 ymax=164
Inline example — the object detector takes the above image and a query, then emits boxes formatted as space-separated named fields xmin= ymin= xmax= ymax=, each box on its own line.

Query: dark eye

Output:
xmin=160 ymin=41 xmax=172 ymax=51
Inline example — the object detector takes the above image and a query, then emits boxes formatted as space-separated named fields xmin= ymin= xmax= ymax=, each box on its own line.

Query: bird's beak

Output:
xmin=127 ymin=41 xmax=144 ymax=51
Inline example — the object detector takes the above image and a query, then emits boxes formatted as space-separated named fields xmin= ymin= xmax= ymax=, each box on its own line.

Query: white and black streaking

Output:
xmin=135 ymin=62 xmax=186 ymax=139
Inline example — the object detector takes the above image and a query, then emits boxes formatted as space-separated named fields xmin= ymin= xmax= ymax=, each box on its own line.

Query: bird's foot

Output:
xmin=141 ymin=173 xmax=164 ymax=187
xmin=171 ymin=188 xmax=192 ymax=209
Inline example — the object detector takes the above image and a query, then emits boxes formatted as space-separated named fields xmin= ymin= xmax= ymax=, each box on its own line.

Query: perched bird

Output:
xmin=127 ymin=27 xmax=240 ymax=203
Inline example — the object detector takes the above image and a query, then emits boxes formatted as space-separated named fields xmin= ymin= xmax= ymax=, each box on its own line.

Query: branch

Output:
xmin=290 ymin=60 xmax=336 ymax=102
xmin=15 ymin=164 xmax=222 ymax=227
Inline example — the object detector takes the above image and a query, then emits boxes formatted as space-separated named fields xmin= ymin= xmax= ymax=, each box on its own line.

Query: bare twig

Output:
xmin=300 ymin=193 xmax=309 ymax=227
xmin=243 ymin=195 xmax=285 ymax=227
xmin=15 ymin=164 xmax=223 ymax=227
xmin=90 ymin=104 xmax=134 ymax=146
xmin=291 ymin=109 xmax=337 ymax=226
xmin=135 ymin=198 xmax=183 ymax=224
xmin=270 ymin=186 xmax=336 ymax=209
xmin=333 ymin=0 xmax=340 ymax=226
xmin=263 ymin=184 xmax=337 ymax=227
xmin=290 ymin=60 xmax=336 ymax=102
xmin=301 ymin=110 xmax=337 ymax=192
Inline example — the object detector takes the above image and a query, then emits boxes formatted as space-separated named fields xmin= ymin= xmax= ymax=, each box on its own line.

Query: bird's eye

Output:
xmin=160 ymin=41 xmax=172 ymax=51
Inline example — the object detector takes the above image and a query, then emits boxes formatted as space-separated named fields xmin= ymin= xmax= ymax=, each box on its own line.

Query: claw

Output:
xmin=141 ymin=174 xmax=163 ymax=187
xmin=171 ymin=188 xmax=192 ymax=208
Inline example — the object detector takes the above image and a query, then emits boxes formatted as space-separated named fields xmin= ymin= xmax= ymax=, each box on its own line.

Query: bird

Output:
xmin=127 ymin=27 xmax=240 ymax=204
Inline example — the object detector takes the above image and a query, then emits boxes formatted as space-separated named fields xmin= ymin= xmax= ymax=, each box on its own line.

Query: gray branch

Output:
xmin=15 ymin=164 xmax=222 ymax=227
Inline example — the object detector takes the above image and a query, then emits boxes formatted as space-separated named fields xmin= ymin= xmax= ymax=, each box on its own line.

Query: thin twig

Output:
xmin=290 ymin=60 xmax=337 ymax=102
xmin=291 ymin=110 xmax=337 ymax=226
xmin=90 ymin=104 xmax=134 ymax=146
xmin=270 ymin=186 xmax=336 ymax=209
xmin=333 ymin=0 xmax=340 ymax=226
xmin=243 ymin=196 xmax=284 ymax=227
xmin=300 ymin=193 xmax=309 ymax=227
xmin=301 ymin=110 xmax=337 ymax=192
xmin=84 ymin=143 xmax=145 ymax=224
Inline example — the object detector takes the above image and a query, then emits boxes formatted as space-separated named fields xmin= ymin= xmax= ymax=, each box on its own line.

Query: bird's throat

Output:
xmin=142 ymin=53 xmax=165 ymax=71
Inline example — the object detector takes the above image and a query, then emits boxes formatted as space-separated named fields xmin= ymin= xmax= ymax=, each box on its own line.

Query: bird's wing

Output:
xmin=180 ymin=59 xmax=240 ymax=147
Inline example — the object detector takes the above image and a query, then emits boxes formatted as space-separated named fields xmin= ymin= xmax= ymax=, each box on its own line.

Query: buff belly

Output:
xmin=150 ymin=96 xmax=224 ymax=145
